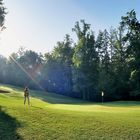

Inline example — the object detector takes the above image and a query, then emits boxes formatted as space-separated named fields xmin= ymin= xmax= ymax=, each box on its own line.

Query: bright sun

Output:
xmin=0 ymin=29 xmax=20 ymax=58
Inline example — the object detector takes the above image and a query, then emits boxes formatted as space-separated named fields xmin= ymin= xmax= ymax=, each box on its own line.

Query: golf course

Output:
xmin=0 ymin=84 xmax=140 ymax=140
xmin=1 ymin=0 xmax=140 ymax=140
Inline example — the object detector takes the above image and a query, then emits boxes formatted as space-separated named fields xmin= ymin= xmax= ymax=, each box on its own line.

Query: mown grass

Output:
xmin=0 ymin=84 xmax=140 ymax=140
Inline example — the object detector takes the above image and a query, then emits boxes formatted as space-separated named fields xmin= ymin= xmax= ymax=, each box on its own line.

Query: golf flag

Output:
xmin=102 ymin=91 xmax=104 ymax=96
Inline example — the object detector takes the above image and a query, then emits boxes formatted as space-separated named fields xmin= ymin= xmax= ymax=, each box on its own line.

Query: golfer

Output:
xmin=24 ymin=87 xmax=30 ymax=105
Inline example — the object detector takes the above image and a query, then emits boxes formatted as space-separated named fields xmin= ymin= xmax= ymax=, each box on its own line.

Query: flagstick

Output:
xmin=102 ymin=91 xmax=104 ymax=104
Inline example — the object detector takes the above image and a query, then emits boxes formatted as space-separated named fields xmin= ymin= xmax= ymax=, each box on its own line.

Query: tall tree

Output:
xmin=42 ymin=35 xmax=74 ymax=95
xmin=0 ymin=55 xmax=7 ymax=83
xmin=72 ymin=20 xmax=99 ymax=100
xmin=121 ymin=10 xmax=140 ymax=99
xmin=96 ymin=29 xmax=113 ymax=100
xmin=0 ymin=0 xmax=6 ymax=31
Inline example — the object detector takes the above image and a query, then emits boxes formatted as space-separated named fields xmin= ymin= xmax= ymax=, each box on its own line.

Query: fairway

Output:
xmin=0 ymin=84 xmax=140 ymax=140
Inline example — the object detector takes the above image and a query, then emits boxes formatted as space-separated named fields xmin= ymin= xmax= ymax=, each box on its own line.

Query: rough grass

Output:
xmin=0 ymin=84 xmax=140 ymax=140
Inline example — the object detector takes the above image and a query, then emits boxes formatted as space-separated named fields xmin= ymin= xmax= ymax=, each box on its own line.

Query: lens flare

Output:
xmin=10 ymin=55 xmax=44 ymax=90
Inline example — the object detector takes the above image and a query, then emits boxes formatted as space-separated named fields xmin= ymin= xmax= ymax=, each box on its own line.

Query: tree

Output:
xmin=0 ymin=0 xmax=7 ymax=83
xmin=121 ymin=10 xmax=140 ymax=99
xmin=4 ymin=49 xmax=43 ymax=89
xmin=72 ymin=20 xmax=99 ymax=100
xmin=96 ymin=30 xmax=110 ymax=99
xmin=18 ymin=50 xmax=43 ymax=88
xmin=0 ymin=55 xmax=7 ymax=83
xmin=42 ymin=35 xmax=74 ymax=95
xmin=0 ymin=9 xmax=140 ymax=101
xmin=0 ymin=0 xmax=6 ymax=31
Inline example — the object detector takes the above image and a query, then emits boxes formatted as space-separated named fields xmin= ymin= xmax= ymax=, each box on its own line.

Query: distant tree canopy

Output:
xmin=0 ymin=10 xmax=140 ymax=101
xmin=0 ymin=0 xmax=6 ymax=29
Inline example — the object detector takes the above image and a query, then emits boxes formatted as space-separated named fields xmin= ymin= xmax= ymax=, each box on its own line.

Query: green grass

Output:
xmin=0 ymin=84 xmax=140 ymax=140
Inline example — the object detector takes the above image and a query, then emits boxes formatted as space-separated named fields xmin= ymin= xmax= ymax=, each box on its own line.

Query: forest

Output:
xmin=0 ymin=9 xmax=140 ymax=101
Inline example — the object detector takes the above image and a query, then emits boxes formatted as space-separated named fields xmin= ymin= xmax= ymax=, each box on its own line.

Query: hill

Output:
xmin=0 ymin=84 xmax=140 ymax=140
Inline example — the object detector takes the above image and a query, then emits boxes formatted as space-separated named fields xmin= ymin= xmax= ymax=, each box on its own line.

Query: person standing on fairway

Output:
xmin=24 ymin=87 xmax=30 ymax=105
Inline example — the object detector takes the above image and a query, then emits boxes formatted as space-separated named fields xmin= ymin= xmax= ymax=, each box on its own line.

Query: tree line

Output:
xmin=0 ymin=9 xmax=140 ymax=101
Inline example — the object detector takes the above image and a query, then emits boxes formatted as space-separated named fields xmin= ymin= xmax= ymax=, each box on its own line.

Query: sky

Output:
xmin=0 ymin=0 xmax=140 ymax=57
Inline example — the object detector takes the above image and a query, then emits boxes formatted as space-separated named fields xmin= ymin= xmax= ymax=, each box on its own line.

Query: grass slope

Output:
xmin=0 ymin=84 xmax=140 ymax=140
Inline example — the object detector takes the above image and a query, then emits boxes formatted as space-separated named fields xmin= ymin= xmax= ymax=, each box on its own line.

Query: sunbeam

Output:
xmin=10 ymin=55 xmax=44 ymax=90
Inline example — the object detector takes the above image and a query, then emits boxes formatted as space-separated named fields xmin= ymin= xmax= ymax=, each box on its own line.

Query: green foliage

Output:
xmin=1 ymin=10 xmax=140 ymax=101
xmin=0 ymin=0 xmax=6 ymax=29
xmin=41 ymin=34 xmax=74 ymax=95
xmin=120 ymin=10 xmax=140 ymax=98
xmin=72 ymin=20 xmax=99 ymax=100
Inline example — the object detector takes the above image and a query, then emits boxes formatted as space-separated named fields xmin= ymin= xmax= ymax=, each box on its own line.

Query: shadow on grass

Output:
xmin=0 ymin=106 xmax=23 ymax=140
xmin=30 ymin=90 xmax=91 ymax=105
xmin=1 ymin=84 xmax=140 ymax=107
xmin=31 ymin=91 xmax=140 ymax=108
xmin=0 ymin=84 xmax=86 ymax=104
xmin=0 ymin=89 xmax=10 ymax=93
xmin=102 ymin=101 xmax=140 ymax=107
xmin=24 ymin=90 xmax=140 ymax=106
